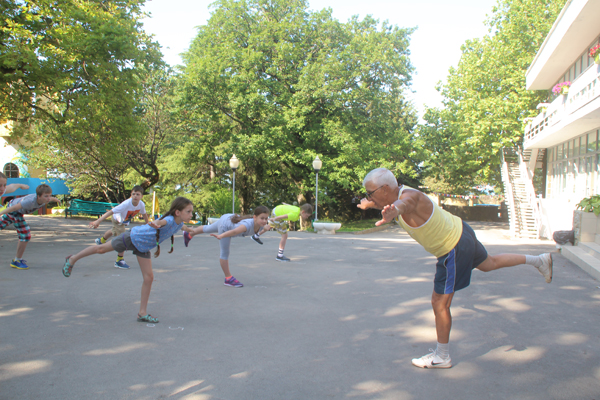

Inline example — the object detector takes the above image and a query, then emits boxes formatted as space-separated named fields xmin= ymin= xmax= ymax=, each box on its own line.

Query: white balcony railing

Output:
xmin=524 ymin=63 xmax=600 ymax=145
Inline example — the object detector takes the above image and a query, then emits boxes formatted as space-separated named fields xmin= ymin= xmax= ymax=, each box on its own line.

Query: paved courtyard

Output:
xmin=1 ymin=216 xmax=599 ymax=400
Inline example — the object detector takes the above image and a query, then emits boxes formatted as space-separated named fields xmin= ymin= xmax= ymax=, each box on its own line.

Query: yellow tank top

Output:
xmin=394 ymin=186 xmax=463 ymax=258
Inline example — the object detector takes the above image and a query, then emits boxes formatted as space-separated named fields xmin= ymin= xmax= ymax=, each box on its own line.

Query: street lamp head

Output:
xmin=312 ymin=156 xmax=322 ymax=172
xmin=229 ymin=154 xmax=240 ymax=170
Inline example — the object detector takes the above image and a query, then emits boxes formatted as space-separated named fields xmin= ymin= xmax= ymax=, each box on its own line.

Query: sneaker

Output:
xmin=224 ymin=276 xmax=243 ymax=287
xmin=537 ymin=253 xmax=553 ymax=283
xmin=251 ymin=234 xmax=263 ymax=245
xmin=276 ymin=255 xmax=291 ymax=262
xmin=411 ymin=350 xmax=452 ymax=369
xmin=114 ymin=260 xmax=130 ymax=269
xmin=95 ymin=237 xmax=103 ymax=245
xmin=183 ymin=231 xmax=192 ymax=247
xmin=11 ymin=259 xmax=29 ymax=270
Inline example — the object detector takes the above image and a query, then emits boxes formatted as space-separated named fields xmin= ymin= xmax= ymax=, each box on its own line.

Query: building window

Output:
xmin=547 ymin=129 xmax=600 ymax=198
xmin=557 ymin=144 xmax=563 ymax=160
xmin=590 ymin=131 xmax=598 ymax=153
xmin=3 ymin=163 xmax=19 ymax=178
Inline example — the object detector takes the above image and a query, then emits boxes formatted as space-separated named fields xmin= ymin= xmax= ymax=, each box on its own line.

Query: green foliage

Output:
xmin=577 ymin=195 xmax=600 ymax=216
xmin=1 ymin=0 xmax=162 ymax=126
xmin=27 ymin=66 xmax=175 ymax=202
xmin=175 ymin=0 xmax=418 ymax=215
xmin=2 ymin=0 xmax=170 ymax=202
xmin=417 ymin=0 xmax=567 ymax=192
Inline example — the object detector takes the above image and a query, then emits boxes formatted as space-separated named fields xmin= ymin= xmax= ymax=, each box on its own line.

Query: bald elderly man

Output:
xmin=358 ymin=168 xmax=552 ymax=369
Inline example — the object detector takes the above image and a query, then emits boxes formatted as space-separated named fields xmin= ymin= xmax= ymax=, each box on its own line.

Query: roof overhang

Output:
xmin=526 ymin=0 xmax=600 ymax=90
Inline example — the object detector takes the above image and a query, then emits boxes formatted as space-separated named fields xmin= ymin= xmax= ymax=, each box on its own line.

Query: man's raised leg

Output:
xmin=476 ymin=253 xmax=553 ymax=283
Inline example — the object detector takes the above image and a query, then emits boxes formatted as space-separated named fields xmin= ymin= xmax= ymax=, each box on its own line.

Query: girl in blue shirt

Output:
xmin=62 ymin=197 xmax=195 ymax=323
xmin=184 ymin=206 xmax=270 ymax=288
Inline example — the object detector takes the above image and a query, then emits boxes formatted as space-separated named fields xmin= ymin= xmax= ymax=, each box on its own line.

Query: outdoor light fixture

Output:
xmin=313 ymin=156 xmax=322 ymax=221
xmin=229 ymin=154 xmax=239 ymax=213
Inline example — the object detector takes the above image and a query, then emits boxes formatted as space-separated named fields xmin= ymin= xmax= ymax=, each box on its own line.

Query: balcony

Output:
xmin=524 ymin=63 xmax=600 ymax=149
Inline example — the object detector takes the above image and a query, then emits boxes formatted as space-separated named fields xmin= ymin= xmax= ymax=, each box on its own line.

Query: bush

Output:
xmin=577 ymin=195 xmax=600 ymax=216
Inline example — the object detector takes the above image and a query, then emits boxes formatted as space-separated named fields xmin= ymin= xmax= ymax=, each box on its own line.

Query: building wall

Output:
xmin=526 ymin=1 xmax=600 ymax=234
xmin=553 ymin=35 xmax=600 ymax=88
xmin=0 ymin=121 xmax=45 ymax=179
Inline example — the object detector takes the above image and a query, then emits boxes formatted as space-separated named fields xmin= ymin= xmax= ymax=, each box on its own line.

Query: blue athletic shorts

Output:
xmin=434 ymin=221 xmax=488 ymax=295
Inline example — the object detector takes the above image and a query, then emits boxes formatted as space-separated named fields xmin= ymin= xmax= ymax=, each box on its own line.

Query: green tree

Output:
xmin=1 ymin=0 xmax=161 ymax=128
xmin=418 ymin=0 xmax=566 ymax=193
xmin=177 ymin=0 xmax=418 ymax=215
xmin=2 ymin=0 xmax=173 ymax=201
xmin=28 ymin=66 xmax=176 ymax=202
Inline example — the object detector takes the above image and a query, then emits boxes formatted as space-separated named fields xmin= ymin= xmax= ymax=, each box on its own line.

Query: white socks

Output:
xmin=436 ymin=342 xmax=450 ymax=359
xmin=525 ymin=255 xmax=543 ymax=267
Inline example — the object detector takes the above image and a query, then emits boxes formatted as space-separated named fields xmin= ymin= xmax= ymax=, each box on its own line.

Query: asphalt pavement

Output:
xmin=1 ymin=216 xmax=598 ymax=400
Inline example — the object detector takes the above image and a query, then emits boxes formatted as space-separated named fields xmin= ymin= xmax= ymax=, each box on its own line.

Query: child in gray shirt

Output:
xmin=0 ymin=184 xmax=59 ymax=269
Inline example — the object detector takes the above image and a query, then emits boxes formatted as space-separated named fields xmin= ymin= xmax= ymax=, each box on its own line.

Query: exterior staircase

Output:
xmin=501 ymin=148 xmax=543 ymax=239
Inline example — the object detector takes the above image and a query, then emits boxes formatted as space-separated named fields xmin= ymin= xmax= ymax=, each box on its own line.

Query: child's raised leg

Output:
xmin=63 ymin=242 xmax=115 ymax=277
xmin=69 ymin=241 xmax=115 ymax=265
xmin=190 ymin=225 xmax=206 ymax=238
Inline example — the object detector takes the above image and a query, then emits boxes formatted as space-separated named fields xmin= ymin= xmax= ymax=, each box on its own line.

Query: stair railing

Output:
xmin=501 ymin=149 xmax=518 ymax=238
xmin=517 ymin=149 xmax=543 ymax=239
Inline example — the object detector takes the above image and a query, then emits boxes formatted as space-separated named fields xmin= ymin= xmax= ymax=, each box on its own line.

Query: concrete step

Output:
xmin=561 ymin=244 xmax=600 ymax=281
xmin=579 ymin=241 xmax=600 ymax=258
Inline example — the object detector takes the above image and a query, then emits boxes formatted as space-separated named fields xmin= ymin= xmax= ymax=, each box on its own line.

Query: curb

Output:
xmin=351 ymin=224 xmax=399 ymax=235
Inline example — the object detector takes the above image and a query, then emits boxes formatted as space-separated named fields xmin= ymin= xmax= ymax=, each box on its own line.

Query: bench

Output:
xmin=65 ymin=199 xmax=119 ymax=218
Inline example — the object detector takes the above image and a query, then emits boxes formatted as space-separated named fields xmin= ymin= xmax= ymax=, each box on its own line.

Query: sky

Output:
xmin=141 ymin=0 xmax=499 ymax=116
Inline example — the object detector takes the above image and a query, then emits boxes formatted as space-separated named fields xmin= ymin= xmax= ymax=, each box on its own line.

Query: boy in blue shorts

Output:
xmin=251 ymin=203 xmax=313 ymax=262
xmin=89 ymin=185 xmax=149 ymax=269
xmin=359 ymin=168 xmax=553 ymax=369
xmin=0 ymin=183 xmax=59 ymax=269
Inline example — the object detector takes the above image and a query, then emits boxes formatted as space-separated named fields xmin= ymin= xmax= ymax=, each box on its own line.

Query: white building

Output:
xmin=508 ymin=0 xmax=600 ymax=239
xmin=0 ymin=120 xmax=46 ymax=179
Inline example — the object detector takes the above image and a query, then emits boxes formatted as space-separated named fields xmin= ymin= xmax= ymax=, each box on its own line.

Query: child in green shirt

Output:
xmin=252 ymin=203 xmax=313 ymax=261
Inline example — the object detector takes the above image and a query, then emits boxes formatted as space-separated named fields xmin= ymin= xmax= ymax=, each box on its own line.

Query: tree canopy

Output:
xmin=176 ymin=0 xmax=418 ymax=215
xmin=2 ymin=0 xmax=168 ymax=201
xmin=417 ymin=0 xmax=566 ymax=194
xmin=1 ymin=0 xmax=161 ymax=126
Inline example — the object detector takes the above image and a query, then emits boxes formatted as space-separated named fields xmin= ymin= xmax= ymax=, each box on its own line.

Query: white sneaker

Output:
xmin=411 ymin=350 xmax=452 ymax=369
xmin=537 ymin=253 xmax=553 ymax=283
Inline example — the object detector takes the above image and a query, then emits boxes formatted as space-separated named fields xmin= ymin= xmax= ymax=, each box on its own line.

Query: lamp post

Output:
xmin=312 ymin=156 xmax=322 ymax=221
xmin=229 ymin=154 xmax=239 ymax=214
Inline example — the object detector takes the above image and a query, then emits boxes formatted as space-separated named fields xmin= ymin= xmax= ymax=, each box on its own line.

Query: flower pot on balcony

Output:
xmin=595 ymin=54 xmax=600 ymax=65
xmin=561 ymin=86 xmax=569 ymax=95
xmin=313 ymin=222 xmax=342 ymax=234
